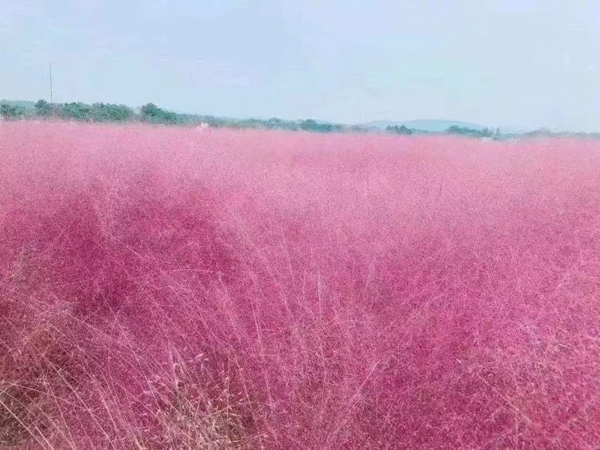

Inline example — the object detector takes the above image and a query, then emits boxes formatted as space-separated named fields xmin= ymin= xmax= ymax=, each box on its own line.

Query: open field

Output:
xmin=1 ymin=122 xmax=600 ymax=449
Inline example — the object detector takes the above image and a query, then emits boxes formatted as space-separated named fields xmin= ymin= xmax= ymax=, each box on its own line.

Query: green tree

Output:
xmin=34 ymin=99 xmax=53 ymax=116
xmin=140 ymin=103 xmax=160 ymax=118
xmin=140 ymin=103 xmax=179 ymax=124
xmin=0 ymin=103 xmax=25 ymax=120
xmin=447 ymin=125 xmax=493 ymax=138
xmin=447 ymin=125 xmax=466 ymax=134
xmin=90 ymin=103 xmax=135 ymax=122
xmin=481 ymin=127 xmax=493 ymax=137
xmin=59 ymin=102 xmax=93 ymax=121
xmin=300 ymin=119 xmax=340 ymax=133
xmin=386 ymin=125 xmax=413 ymax=135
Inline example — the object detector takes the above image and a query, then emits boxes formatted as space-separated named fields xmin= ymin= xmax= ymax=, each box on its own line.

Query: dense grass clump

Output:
xmin=1 ymin=122 xmax=600 ymax=448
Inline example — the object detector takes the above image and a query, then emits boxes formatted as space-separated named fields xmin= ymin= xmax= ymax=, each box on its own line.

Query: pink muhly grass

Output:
xmin=1 ymin=121 xmax=600 ymax=448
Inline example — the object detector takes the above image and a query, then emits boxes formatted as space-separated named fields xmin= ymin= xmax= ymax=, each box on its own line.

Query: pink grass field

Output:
xmin=1 ymin=122 xmax=600 ymax=449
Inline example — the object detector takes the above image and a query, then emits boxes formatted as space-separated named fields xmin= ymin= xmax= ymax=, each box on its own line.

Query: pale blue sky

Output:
xmin=1 ymin=0 xmax=600 ymax=130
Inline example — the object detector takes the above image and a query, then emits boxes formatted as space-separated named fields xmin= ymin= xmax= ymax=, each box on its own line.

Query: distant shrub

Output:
xmin=140 ymin=102 xmax=180 ymax=124
xmin=0 ymin=103 xmax=25 ymax=120
xmin=90 ymin=103 xmax=135 ymax=122
xmin=34 ymin=99 xmax=52 ymax=117
xmin=300 ymin=119 xmax=343 ymax=133
xmin=446 ymin=125 xmax=494 ymax=138
xmin=386 ymin=124 xmax=414 ymax=135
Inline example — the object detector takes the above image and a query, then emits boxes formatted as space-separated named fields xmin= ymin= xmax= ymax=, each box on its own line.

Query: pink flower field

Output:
xmin=1 ymin=122 xmax=600 ymax=449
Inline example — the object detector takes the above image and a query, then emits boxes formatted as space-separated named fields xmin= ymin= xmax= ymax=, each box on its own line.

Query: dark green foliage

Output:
xmin=228 ymin=118 xmax=264 ymax=129
xmin=300 ymin=119 xmax=343 ymax=133
xmin=59 ymin=102 xmax=93 ymax=121
xmin=2 ymin=100 xmax=36 ymax=114
xmin=90 ymin=103 xmax=135 ymax=122
xmin=0 ymin=103 xmax=26 ymax=120
xmin=447 ymin=125 xmax=494 ymax=138
xmin=3 ymin=99 xmax=518 ymax=138
xmin=300 ymin=119 xmax=321 ymax=132
xmin=8 ymin=99 xmax=343 ymax=133
xmin=140 ymin=103 xmax=160 ymax=117
xmin=140 ymin=103 xmax=179 ymax=124
xmin=34 ymin=99 xmax=53 ymax=117
xmin=386 ymin=125 xmax=414 ymax=135
xmin=33 ymin=100 xmax=134 ymax=122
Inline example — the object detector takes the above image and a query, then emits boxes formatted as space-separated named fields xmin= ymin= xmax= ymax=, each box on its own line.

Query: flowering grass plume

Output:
xmin=1 ymin=122 xmax=599 ymax=448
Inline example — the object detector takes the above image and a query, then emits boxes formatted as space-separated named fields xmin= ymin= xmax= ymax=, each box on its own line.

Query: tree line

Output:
xmin=386 ymin=124 xmax=501 ymax=138
xmin=0 ymin=99 xmax=353 ymax=132
xmin=5 ymin=99 xmax=584 ymax=139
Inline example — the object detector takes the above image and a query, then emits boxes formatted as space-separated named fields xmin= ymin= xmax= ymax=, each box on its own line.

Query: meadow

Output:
xmin=1 ymin=122 xmax=599 ymax=449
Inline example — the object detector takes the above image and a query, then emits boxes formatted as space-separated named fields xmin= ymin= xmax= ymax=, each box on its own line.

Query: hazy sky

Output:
xmin=2 ymin=0 xmax=600 ymax=130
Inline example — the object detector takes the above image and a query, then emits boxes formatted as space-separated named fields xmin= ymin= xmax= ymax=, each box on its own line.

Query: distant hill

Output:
xmin=362 ymin=119 xmax=487 ymax=132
